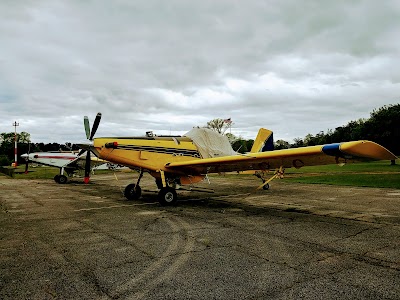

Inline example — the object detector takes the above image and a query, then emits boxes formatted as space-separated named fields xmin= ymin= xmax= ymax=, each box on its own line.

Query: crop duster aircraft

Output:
xmin=82 ymin=113 xmax=397 ymax=205
xmin=21 ymin=150 xmax=108 ymax=184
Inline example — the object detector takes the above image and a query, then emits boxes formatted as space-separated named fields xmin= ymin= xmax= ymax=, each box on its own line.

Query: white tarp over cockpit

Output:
xmin=184 ymin=127 xmax=237 ymax=159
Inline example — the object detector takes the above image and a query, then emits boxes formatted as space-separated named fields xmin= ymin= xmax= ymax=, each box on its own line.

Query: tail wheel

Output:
xmin=158 ymin=187 xmax=177 ymax=206
xmin=262 ymin=181 xmax=270 ymax=190
xmin=124 ymin=184 xmax=142 ymax=200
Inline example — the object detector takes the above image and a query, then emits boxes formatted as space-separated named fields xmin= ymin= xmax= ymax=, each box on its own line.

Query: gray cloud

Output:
xmin=0 ymin=0 xmax=399 ymax=143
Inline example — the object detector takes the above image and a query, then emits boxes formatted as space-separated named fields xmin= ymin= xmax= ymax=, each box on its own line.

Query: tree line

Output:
xmin=1 ymin=104 xmax=399 ymax=166
xmin=0 ymin=132 xmax=79 ymax=166
xmin=208 ymin=104 xmax=400 ymax=154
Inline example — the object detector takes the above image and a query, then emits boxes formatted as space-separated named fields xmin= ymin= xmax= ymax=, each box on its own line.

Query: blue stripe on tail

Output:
xmin=261 ymin=133 xmax=274 ymax=152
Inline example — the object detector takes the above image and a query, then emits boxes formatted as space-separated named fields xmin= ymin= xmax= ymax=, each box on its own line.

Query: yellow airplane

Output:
xmin=83 ymin=113 xmax=397 ymax=205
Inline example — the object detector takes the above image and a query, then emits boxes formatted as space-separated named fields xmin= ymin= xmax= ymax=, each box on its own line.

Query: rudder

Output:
xmin=250 ymin=128 xmax=274 ymax=153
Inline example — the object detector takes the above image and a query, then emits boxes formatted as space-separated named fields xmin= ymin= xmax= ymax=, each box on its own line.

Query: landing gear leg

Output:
xmin=54 ymin=168 xmax=68 ymax=184
xmin=124 ymin=169 xmax=144 ymax=200
xmin=155 ymin=178 xmax=163 ymax=189
xmin=256 ymin=166 xmax=285 ymax=190
xmin=157 ymin=170 xmax=178 ymax=206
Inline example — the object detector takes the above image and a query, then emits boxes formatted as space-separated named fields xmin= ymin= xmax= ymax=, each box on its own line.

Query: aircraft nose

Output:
xmin=21 ymin=153 xmax=29 ymax=159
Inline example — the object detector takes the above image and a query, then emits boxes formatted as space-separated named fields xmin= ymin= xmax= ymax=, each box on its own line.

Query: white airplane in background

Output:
xmin=21 ymin=150 xmax=109 ymax=184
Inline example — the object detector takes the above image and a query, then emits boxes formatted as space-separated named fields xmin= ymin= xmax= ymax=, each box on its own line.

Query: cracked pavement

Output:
xmin=1 ymin=173 xmax=399 ymax=299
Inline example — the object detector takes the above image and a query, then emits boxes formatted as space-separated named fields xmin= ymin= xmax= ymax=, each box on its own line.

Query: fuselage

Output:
xmin=93 ymin=136 xmax=201 ymax=173
xmin=21 ymin=152 xmax=79 ymax=168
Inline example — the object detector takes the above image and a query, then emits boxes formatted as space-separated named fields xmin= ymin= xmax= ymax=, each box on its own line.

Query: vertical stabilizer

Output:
xmin=250 ymin=128 xmax=274 ymax=152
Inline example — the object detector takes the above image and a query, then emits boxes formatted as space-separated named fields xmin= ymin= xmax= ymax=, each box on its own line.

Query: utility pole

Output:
xmin=12 ymin=121 xmax=19 ymax=167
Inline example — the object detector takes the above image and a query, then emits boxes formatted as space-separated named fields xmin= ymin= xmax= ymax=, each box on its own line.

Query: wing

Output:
xmin=165 ymin=141 xmax=397 ymax=175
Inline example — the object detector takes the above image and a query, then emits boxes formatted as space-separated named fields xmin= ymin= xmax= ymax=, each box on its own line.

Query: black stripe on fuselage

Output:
xmin=115 ymin=144 xmax=201 ymax=158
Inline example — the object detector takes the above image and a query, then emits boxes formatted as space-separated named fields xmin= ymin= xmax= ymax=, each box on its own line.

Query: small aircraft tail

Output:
xmin=250 ymin=128 xmax=274 ymax=153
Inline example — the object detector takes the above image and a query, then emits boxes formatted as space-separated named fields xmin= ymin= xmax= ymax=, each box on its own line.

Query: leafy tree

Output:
xmin=291 ymin=137 xmax=304 ymax=148
xmin=0 ymin=132 xmax=14 ymax=144
xmin=0 ymin=131 xmax=65 ymax=165
xmin=246 ymin=139 xmax=254 ymax=151
xmin=0 ymin=131 xmax=33 ymax=165
xmin=0 ymin=133 xmax=15 ymax=165
xmin=0 ymin=131 xmax=31 ymax=144
xmin=363 ymin=104 xmax=400 ymax=153
xmin=304 ymin=134 xmax=315 ymax=146
xmin=294 ymin=103 xmax=399 ymax=154
xmin=0 ymin=155 xmax=10 ymax=166
xmin=232 ymin=138 xmax=249 ymax=153
xmin=275 ymin=139 xmax=290 ymax=150
xmin=206 ymin=118 xmax=233 ymax=134
xmin=19 ymin=132 xmax=31 ymax=143
xmin=225 ymin=133 xmax=238 ymax=144
xmin=206 ymin=118 xmax=225 ymax=133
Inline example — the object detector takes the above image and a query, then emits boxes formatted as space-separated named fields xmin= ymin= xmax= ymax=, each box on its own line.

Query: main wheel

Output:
xmin=124 ymin=184 xmax=142 ymax=200
xmin=58 ymin=175 xmax=68 ymax=184
xmin=54 ymin=175 xmax=60 ymax=183
xmin=158 ymin=187 xmax=177 ymax=206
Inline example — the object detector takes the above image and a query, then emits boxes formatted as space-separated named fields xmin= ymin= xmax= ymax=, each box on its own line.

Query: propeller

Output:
xmin=83 ymin=113 xmax=102 ymax=183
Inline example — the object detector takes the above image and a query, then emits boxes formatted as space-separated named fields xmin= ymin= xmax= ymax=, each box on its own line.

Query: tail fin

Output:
xmin=250 ymin=128 xmax=274 ymax=153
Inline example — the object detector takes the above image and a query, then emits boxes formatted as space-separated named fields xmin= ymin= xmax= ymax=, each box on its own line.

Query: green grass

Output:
xmin=219 ymin=160 xmax=400 ymax=189
xmin=285 ymin=160 xmax=400 ymax=189
xmin=285 ymin=160 xmax=400 ymax=174
xmin=12 ymin=166 xmax=60 ymax=180
xmin=3 ymin=160 xmax=400 ymax=189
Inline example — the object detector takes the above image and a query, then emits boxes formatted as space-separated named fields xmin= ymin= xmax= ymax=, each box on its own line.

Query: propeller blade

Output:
xmin=89 ymin=112 xmax=102 ymax=140
xmin=84 ymin=116 xmax=90 ymax=140
xmin=84 ymin=151 xmax=91 ymax=184
xmin=77 ymin=149 xmax=86 ymax=157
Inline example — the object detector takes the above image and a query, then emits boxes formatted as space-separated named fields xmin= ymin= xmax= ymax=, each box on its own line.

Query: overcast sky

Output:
xmin=1 ymin=0 xmax=399 ymax=144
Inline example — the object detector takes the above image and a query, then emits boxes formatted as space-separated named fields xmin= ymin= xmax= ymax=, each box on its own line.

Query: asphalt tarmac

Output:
xmin=1 ymin=172 xmax=399 ymax=299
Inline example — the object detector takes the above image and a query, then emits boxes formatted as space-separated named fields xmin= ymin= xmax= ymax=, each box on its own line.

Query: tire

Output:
xmin=58 ymin=175 xmax=68 ymax=184
xmin=54 ymin=175 xmax=60 ymax=183
xmin=158 ymin=187 xmax=177 ymax=206
xmin=262 ymin=182 xmax=270 ymax=190
xmin=124 ymin=184 xmax=142 ymax=200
